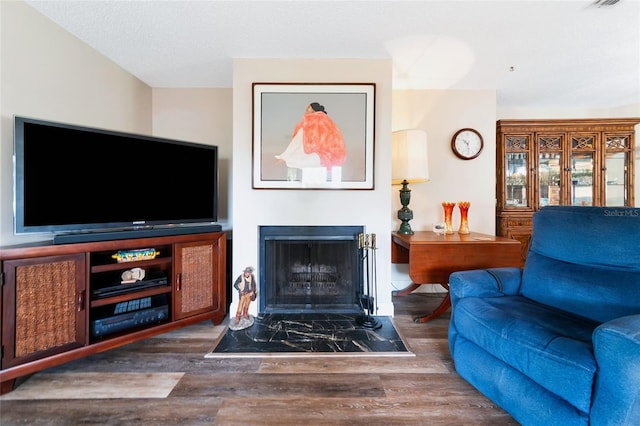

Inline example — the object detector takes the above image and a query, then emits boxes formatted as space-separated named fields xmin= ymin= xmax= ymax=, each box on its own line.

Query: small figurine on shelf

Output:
xmin=229 ymin=266 xmax=257 ymax=330
xmin=121 ymin=267 xmax=145 ymax=284
xmin=112 ymin=248 xmax=159 ymax=263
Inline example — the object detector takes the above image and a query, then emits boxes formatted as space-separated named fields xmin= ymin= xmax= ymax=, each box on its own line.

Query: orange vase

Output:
xmin=442 ymin=202 xmax=456 ymax=234
xmin=458 ymin=201 xmax=471 ymax=234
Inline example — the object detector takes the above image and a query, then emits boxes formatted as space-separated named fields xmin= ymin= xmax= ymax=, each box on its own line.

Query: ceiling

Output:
xmin=25 ymin=0 xmax=640 ymax=110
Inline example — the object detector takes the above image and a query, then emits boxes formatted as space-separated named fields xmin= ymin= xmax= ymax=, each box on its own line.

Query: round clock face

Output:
xmin=452 ymin=128 xmax=483 ymax=160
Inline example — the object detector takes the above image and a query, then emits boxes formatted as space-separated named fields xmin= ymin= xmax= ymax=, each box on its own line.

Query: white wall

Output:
xmin=151 ymin=88 xmax=233 ymax=227
xmin=0 ymin=1 xmax=152 ymax=246
xmin=390 ymin=90 xmax=497 ymax=292
xmin=231 ymin=58 xmax=394 ymax=316
xmin=392 ymin=90 xmax=497 ymax=234
xmin=497 ymin=104 xmax=640 ymax=120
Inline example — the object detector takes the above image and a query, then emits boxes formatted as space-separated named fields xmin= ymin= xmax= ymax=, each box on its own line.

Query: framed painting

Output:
xmin=252 ymin=83 xmax=375 ymax=189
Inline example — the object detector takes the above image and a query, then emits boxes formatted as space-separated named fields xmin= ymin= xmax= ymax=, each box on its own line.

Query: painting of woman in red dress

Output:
xmin=276 ymin=102 xmax=346 ymax=183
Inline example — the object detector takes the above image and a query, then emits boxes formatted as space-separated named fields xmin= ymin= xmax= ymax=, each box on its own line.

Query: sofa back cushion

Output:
xmin=521 ymin=206 xmax=640 ymax=323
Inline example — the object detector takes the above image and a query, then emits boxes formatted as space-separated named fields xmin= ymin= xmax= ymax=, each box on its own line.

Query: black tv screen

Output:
xmin=14 ymin=116 xmax=219 ymax=236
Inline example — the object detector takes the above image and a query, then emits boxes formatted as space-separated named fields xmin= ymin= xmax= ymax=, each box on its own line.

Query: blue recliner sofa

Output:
xmin=448 ymin=206 xmax=640 ymax=425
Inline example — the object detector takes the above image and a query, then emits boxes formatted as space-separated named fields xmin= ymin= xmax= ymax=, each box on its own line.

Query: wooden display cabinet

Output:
xmin=496 ymin=118 xmax=639 ymax=263
xmin=1 ymin=231 xmax=226 ymax=394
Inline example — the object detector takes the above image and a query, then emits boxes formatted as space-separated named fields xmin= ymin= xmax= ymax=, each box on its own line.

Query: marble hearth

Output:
xmin=259 ymin=226 xmax=364 ymax=314
xmin=208 ymin=313 xmax=410 ymax=355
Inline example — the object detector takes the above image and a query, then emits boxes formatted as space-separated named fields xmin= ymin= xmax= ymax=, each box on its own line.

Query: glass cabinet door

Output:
xmin=604 ymin=134 xmax=632 ymax=206
xmin=537 ymin=135 xmax=563 ymax=207
xmin=505 ymin=135 xmax=530 ymax=208
xmin=570 ymin=134 xmax=596 ymax=206
xmin=605 ymin=152 xmax=627 ymax=206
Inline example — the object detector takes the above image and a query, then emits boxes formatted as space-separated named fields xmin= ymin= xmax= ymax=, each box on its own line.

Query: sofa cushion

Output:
xmin=521 ymin=251 xmax=640 ymax=324
xmin=521 ymin=206 xmax=640 ymax=323
xmin=452 ymin=295 xmax=599 ymax=413
xmin=528 ymin=206 xmax=640 ymax=271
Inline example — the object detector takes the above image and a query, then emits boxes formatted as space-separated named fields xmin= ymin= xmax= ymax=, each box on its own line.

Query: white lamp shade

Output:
xmin=392 ymin=129 xmax=429 ymax=185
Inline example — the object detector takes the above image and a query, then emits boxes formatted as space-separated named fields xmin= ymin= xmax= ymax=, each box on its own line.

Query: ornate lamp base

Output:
xmin=396 ymin=180 xmax=414 ymax=235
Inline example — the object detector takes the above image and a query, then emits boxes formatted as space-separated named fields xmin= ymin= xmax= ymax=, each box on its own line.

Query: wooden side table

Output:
xmin=391 ymin=231 xmax=522 ymax=323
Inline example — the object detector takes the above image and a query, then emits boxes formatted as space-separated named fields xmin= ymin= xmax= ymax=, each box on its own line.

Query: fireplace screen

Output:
xmin=260 ymin=226 xmax=363 ymax=313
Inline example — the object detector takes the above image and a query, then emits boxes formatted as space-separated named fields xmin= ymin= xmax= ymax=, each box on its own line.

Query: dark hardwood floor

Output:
xmin=0 ymin=293 xmax=517 ymax=425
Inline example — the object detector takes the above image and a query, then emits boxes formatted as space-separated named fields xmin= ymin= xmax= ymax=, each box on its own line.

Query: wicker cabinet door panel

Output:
xmin=174 ymin=238 xmax=225 ymax=320
xmin=2 ymin=253 xmax=86 ymax=369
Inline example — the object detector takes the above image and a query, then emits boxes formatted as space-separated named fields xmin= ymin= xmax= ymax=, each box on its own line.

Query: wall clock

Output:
xmin=451 ymin=128 xmax=483 ymax=160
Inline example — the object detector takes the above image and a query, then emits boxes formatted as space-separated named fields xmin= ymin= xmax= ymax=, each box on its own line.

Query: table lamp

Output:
xmin=392 ymin=129 xmax=429 ymax=235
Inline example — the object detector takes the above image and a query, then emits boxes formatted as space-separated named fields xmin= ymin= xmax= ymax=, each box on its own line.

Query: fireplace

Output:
xmin=259 ymin=226 xmax=364 ymax=314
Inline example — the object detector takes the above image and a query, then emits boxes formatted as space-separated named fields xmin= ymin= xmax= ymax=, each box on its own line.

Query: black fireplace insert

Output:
xmin=259 ymin=226 xmax=364 ymax=314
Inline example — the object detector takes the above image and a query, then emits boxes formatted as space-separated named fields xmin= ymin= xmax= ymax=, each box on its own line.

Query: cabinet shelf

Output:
xmin=90 ymin=285 xmax=172 ymax=308
xmin=90 ymin=256 xmax=171 ymax=273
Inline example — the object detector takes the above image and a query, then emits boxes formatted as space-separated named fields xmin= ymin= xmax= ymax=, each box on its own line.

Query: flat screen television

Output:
xmin=14 ymin=115 xmax=219 ymax=242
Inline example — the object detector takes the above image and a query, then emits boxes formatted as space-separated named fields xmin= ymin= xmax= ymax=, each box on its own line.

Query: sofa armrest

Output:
xmin=591 ymin=314 xmax=640 ymax=425
xmin=449 ymin=267 xmax=522 ymax=307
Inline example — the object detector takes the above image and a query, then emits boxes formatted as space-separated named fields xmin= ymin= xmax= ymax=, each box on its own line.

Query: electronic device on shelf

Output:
xmin=13 ymin=115 xmax=220 ymax=243
xmin=91 ymin=276 xmax=169 ymax=298
xmin=90 ymin=295 xmax=169 ymax=338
